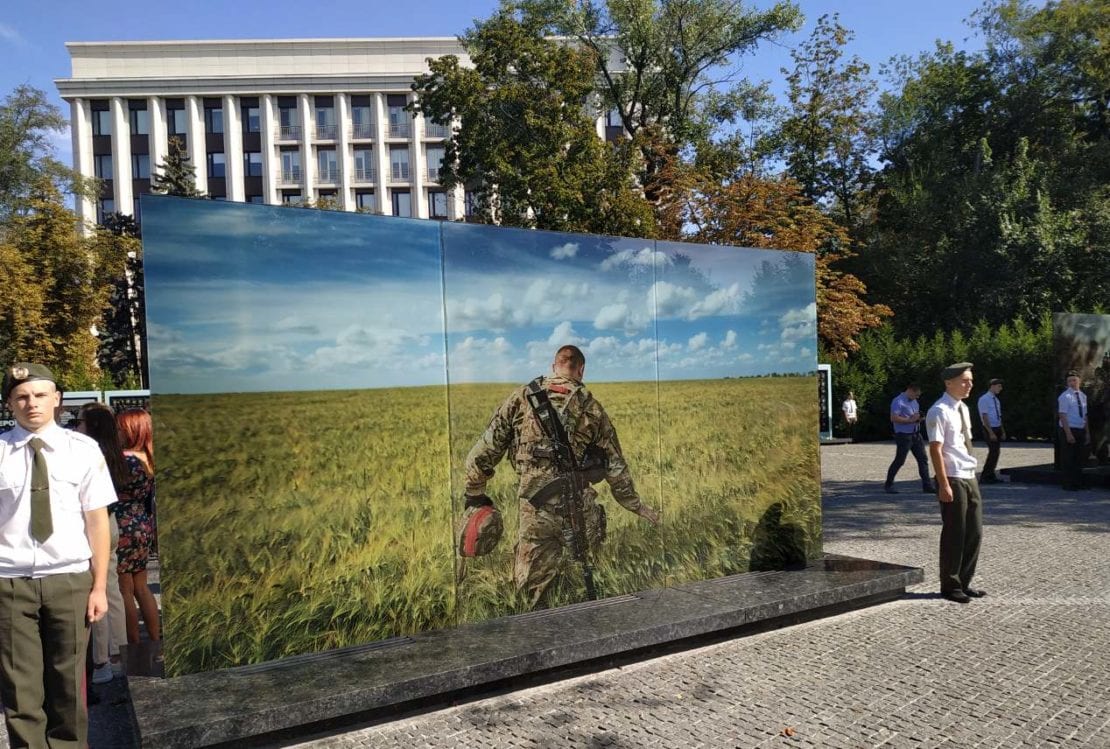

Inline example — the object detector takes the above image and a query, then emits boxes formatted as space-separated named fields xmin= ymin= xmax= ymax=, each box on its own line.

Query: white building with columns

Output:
xmin=55 ymin=38 xmax=493 ymax=227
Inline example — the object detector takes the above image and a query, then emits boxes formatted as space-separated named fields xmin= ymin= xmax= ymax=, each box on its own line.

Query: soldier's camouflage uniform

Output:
xmin=465 ymin=373 xmax=643 ymax=606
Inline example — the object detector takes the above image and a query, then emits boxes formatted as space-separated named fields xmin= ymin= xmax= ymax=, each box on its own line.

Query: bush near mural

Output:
xmin=141 ymin=196 xmax=821 ymax=676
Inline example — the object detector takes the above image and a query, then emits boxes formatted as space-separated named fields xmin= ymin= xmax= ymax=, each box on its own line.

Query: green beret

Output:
xmin=941 ymin=361 xmax=973 ymax=381
xmin=2 ymin=362 xmax=56 ymax=401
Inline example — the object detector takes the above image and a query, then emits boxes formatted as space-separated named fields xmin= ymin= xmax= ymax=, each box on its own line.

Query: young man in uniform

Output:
xmin=1057 ymin=370 xmax=1089 ymax=491
xmin=977 ymin=378 xmax=1006 ymax=483
xmin=464 ymin=345 xmax=659 ymax=608
xmin=0 ymin=363 xmax=114 ymax=748
xmin=884 ymin=383 xmax=934 ymax=494
xmin=926 ymin=362 xmax=985 ymax=604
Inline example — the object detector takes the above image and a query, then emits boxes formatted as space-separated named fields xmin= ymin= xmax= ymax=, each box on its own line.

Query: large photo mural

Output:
xmin=141 ymin=195 xmax=820 ymax=676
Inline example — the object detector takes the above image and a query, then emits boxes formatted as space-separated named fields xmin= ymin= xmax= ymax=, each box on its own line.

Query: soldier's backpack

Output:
xmin=457 ymin=494 xmax=503 ymax=557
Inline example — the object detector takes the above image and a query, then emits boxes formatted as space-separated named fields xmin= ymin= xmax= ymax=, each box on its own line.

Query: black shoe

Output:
xmin=941 ymin=589 xmax=971 ymax=604
xmin=963 ymin=588 xmax=987 ymax=598
xmin=884 ymin=485 xmax=898 ymax=494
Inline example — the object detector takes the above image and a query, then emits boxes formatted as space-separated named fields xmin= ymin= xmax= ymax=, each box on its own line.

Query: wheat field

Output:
xmin=154 ymin=376 xmax=820 ymax=675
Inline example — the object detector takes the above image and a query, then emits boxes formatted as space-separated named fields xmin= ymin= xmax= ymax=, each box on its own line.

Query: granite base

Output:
xmin=128 ymin=554 xmax=922 ymax=748
xmin=1004 ymin=463 xmax=1110 ymax=488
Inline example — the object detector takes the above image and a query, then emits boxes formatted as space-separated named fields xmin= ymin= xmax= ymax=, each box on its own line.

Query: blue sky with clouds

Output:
xmin=142 ymin=198 xmax=815 ymax=394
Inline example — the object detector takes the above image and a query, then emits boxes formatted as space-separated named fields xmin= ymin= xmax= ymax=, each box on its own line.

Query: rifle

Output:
xmin=525 ymin=378 xmax=598 ymax=601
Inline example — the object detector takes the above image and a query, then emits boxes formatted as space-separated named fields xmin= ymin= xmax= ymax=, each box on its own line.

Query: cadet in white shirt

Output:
xmin=0 ymin=363 xmax=115 ymax=749
xmin=977 ymin=378 xmax=1006 ymax=483
xmin=926 ymin=362 xmax=985 ymax=605
xmin=1057 ymin=370 xmax=1089 ymax=491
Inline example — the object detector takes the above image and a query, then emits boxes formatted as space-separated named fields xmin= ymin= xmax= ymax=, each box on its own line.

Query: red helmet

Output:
xmin=457 ymin=495 xmax=503 ymax=557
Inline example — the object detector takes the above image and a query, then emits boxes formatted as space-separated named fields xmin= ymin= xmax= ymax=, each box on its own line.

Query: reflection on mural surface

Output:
xmin=141 ymin=196 xmax=821 ymax=676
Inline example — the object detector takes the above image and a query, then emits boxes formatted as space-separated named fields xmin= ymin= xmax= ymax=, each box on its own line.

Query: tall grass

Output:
xmin=155 ymin=376 xmax=819 ymax=675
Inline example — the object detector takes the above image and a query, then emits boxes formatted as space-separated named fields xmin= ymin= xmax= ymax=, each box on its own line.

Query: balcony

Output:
xmin=424 ymin=123 xmax=450 ymax=139
xmin=388 ymin=121 xmax=412 ymax=138
xmin=425 ymin=168 xmax=442 ymax=183
xmin=317 ymin=166 xmax=339 ymax=184
xmin=353 ymin=167 xmax=377 ymax=183
xmin=350 ymin=122 xmax=375 ymax=140
xmin=280 ymin=168 xmax=302 ymax=184
xmin=276 ymin=125 xmax=302 ymax=141
xmin=391 ymin=165 xmax=410 ymax=181
xmin=315 ymin=124 xmax=338 ymax=141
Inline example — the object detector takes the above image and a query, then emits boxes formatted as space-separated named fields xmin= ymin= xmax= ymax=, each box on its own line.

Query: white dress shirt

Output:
xmin=926 ymin=393 xmax=978 ymax=479
xmin=0 ymin=423 xmax=116 ymax=577
xmin=1057 ymin=388 xmax=1088 ymax=429
xmin=977 ymin=391 xmax=1003 ymax=428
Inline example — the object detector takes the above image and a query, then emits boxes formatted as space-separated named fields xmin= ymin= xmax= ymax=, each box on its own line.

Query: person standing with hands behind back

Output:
xmin=1057 ymin=370 xmax=1089 ymax=491
xmin=927 ymin=362 xmax=985 ymax=605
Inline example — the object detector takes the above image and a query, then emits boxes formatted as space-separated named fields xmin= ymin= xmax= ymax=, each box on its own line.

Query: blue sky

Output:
xmin=3 ymin=0 xmax=988 ymax=169
xmin=142 ymin=197 xmax=815 ymax=394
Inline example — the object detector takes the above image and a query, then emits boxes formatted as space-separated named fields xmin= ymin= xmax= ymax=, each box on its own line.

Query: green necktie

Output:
xmin=29 ymin=437 xmax=53 ymax=543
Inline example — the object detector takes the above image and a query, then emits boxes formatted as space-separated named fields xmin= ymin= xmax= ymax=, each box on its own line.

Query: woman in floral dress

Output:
xmin=115 ymin=409 xmax=160 ymax=644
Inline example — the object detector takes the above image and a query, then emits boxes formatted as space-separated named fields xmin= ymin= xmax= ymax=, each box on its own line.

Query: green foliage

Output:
xmin=0 ymin=85 xmax=95 ymax=219
xmin=834 ymin=313 xmax=1055 ymax=441
xmin=156 ymin=377 xmax=819 ymax=674
xmin=95 ymin=213 xmax=148 ymax=387
xmin=151 ymin=136 xmax=205 ymax=198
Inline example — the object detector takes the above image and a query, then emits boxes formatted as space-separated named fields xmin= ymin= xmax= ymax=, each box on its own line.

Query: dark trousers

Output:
xmin=939 ymin=477 xmax=983 ymax=593
xmin=0 ymin=572 xmax=91 ymax=749
xmin=981 ymin=434 xmax=1002 ymax=480
xmin=885 ymin=432 xmax=931 ymax=489
xmin=1060 ymin=428 xmax=1088 ymax=489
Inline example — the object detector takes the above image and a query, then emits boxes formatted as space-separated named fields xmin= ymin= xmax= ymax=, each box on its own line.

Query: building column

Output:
xmin=70 ymin=99 xmax=95 ymax=231
xmin=411 ymin=105 xmax=427 ymax=219
xmin=337 ymin=93 xmax=354 ymax=212
xmin=148 ymin=96 xmax=167 ymax=186
xmin=223 ymin=95 xmax=244 ymax=202
xmin=373 ymin=93 xmax=391 ymax=215
xmin=109 ymin=97 xmax=133 ymax=217
xmin=260 ymin=94 xmax=277 ymax=205
xmin=186 ymin=96 xmax=208 ymax=195
xmin=299 ymin=94 xmax=314 ymax=202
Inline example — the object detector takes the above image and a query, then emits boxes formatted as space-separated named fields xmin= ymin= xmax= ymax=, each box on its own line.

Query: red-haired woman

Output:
xmin=115 ymin=408 xmax=160 ymax=644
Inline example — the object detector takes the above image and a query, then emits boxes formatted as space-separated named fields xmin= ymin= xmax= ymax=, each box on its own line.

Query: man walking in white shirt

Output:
xmin=977 ymin=378 xmax=1006 ymax=483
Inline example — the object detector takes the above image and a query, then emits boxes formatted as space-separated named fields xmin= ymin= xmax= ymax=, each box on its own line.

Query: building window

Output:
xmin=207 ymin=152 xmax=226 ymax=178
xmin=355 ymin=190 xmax=376 ymax=212
xmin=129 ymin=104 xmax=149 ymax=136
xmin=204 ymin=106 xmax=224 ymax=134
xmin=244 ymin=151 xmax=263 ymax=177
xmin=167 ymin=107 xmax=187 ymax=135
xmin=391 ymin=190 xmax=411 ymax=217
xmin=353 ymin=149 xmax=375 ymax=181
xmin=317 ymin=149 xmax=338 ymax=182
xmin=96 ymin=198 xmax=115 ymax=224
xmin=428 ymin=190 xmax=448 ymax=219
xmin=131 ymin=154 xmax=150 ymax=179
xmin=425 ymin=146 xmax=446 ymax=182
xmin=243 ymin=106 xmax=261 ymax=133
xmin=351 ymin=105 xmax=373 ymax=139
xmin=315 ymin=107 xmax=337 ymax=140
xmin=247 ymin=194 xmax=265 ymax=204
xmin=93 ymin=154 xmax=113 ymax=180
xmin=387 ymin=95 xmax=410 ymax=137
xmin=92 ymin=110 xmax=112 ymax=137
xmin=280 ymin=149 xmax=302 ymax=182
xmin=282 ymin=191 xmax=303 ymax=206
xmin=390 ymin=147 xmax=410 ymax=181
xmin=278 ymin=106 xmax=299 ymax=140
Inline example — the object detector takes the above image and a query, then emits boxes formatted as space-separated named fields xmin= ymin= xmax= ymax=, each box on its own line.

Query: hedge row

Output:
xmin=830 ymin=315 xmax=1056 ymax=441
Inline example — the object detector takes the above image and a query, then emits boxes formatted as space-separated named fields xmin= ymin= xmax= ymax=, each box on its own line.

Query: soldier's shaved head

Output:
xmin=554 ymin=345 xmax=586 ymax=371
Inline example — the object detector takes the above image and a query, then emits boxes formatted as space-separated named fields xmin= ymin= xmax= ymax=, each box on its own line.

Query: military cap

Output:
xmin=1066 ymin=369 xmax=1080 ymax=379
xmin=2 ymin=362 xmax=56 ymax=401
xmin=940 ymin=361 xmax=973 ymax=380
xmin=989 ymin=378 xmax=1003 ymax=386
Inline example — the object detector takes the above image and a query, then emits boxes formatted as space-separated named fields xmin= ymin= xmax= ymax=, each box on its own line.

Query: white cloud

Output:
xmin=547 ymin=321 xmax=581 ymax=346
xmin=600 ymin=247 xmax=672 ymax=272
xmin=273 ymin=316 xmax=320 ymax=335
xmin=550 ymin=242 xmax=579 ymax=260
xmin=722 ymin=330 xmax=737 ymax=349
xmin=688 ymin=283 xmax=741 ymax=320
xmin=780 ymin=302 xmax=817 ymax=343
xmin=649 ymin=281 xmax=699 ymax=317
xmin=453 ymin=292 xmax=527 ymax=330
xmin=780 ymin=302 xmax=817 ymax=326
xmin=594 ymin=303 xmax=628 ymax=330
xmin=0 ymin=23 xmax=28 ymax=48
xmin=688 ymin=332 xmax=708 ymax=351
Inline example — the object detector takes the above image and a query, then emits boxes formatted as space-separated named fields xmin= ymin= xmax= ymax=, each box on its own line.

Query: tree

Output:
xmin=411 ymin=4 xmax=655 ymax=235
xmin=0 ymin=85 xmax=94 ymax=219
xmin=151 ymin=136 xmax=205 ymax=197
xmin=686 ymin=172 xmax=891 ymax=359
xmin=0 ymin=178 xmax=126 ymax=386
xmin=95 ymin=213 xmax=147 ymax=387
xmin=777 ymin=14 xmax=877 ymax=232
